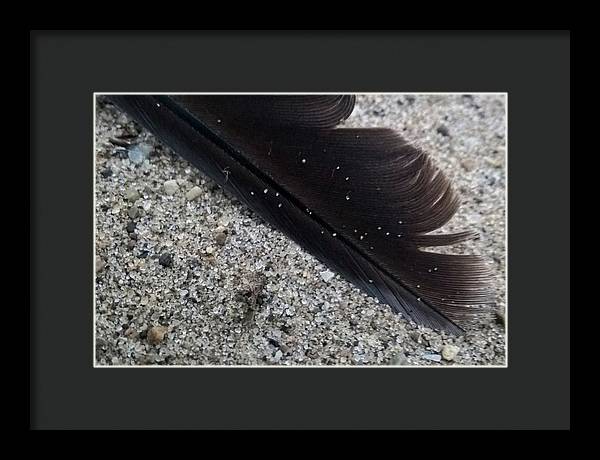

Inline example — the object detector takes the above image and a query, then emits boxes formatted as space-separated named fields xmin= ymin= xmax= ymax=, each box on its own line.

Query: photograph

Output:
xmin=94 ymin=93 xmax=507 ymax=367
xmin=32 ymin=30 xmax=571 ymax=430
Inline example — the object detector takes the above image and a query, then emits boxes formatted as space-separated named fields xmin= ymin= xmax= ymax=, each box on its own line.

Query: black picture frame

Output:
xmin=30 ymin=30 xmax=570 ymax=429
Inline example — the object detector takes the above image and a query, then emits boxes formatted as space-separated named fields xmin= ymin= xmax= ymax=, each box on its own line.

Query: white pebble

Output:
xmin=441 ymin=345 xmax=460 ymax=361
xmin=422 ymin=353 xmax=442 ymax=363
xmin=185 ymin=186 xmax=202 ymax=201
xmin=163 ymin=180 xmax=179 ymax=196
xmin=320 ymin=270 xmax=335 ymax=282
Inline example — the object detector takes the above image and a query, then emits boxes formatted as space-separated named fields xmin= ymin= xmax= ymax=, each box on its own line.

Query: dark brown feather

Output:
xmin=108 ymin=95 xmax=495 ymax=334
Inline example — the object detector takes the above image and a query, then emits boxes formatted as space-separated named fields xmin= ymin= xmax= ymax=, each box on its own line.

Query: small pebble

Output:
xmin=215 ymin=230 xmax=227 ymax=246
xmin=109 ymin=137 xmax=131 ymax=148
xmin=126 ymin=187 xmax=140 ymax=202
xmin=126 ymin=221 xmax=136 ymax=233
xmin=441 ymin=345 xmax=460 ymax=361
xmin=113 ymin=148 xmax=128 ymax=159
xmin=436 ymin=125 xmax=450 ymax=137
xmin=409 ymin=331 xmax=422 ymax=343
xmin=461 ymin=159 xmax=476 ymax=172
xmin=185 ymin=186 xmax=203 ymax=201
xmin=127 ymin=143 xmax=151 ymax=164
xmin=390 ymin=352 xmax=408 ymax=365
xmin=320 ymin=270 xmax=335 ymax=282
xmin=422 ymin=353 xmax=442 ymax=363
xmin=100 ymin=168 xmax=113 ymax=178
xmin=158 ymin=253 xmax=173 ymax=267
xmin=485 ymin=157 xmax=503 ymax=169
xmin=147 ymin=325 xmax=168 ymax=345
xmin=163 ymin=180 xmax=179 ymax=196
xmin=95 ymin=257 xmax=106 ymax=273
xmin=124 ymin=327 xmax=138 ymax=338
xmin=128 ymin=206 xmax=140 ymax=219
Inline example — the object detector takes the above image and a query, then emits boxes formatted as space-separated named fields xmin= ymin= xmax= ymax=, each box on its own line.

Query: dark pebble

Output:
xmin=215 ymin=232 xmax=227 ymax=246
xmin=159 ymin=253 xmax=173 ymax=267
xmin=436 ymin=125 xmax=450 ymax=137
xmin=129 ymin=232 xmax=138 ymax=240
xmin=114 ymin=148 xmax=128 ymax=159
xmin=268 ymin=338 xmax=280 ymax=348
xmin=100 ymin=168 xmax=113 ymax=178
xmin=127 ymin=240 xmax=136 ymax=250
xmin=405 ymin=95 xmax=416 ymax=105
xmin=126 ymin=221 xmax=136 ymax=233
xmin=100 ymin=204 xmax=109 ymax=212
xmin=109 ymin=137 xmax=131 ymax=148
